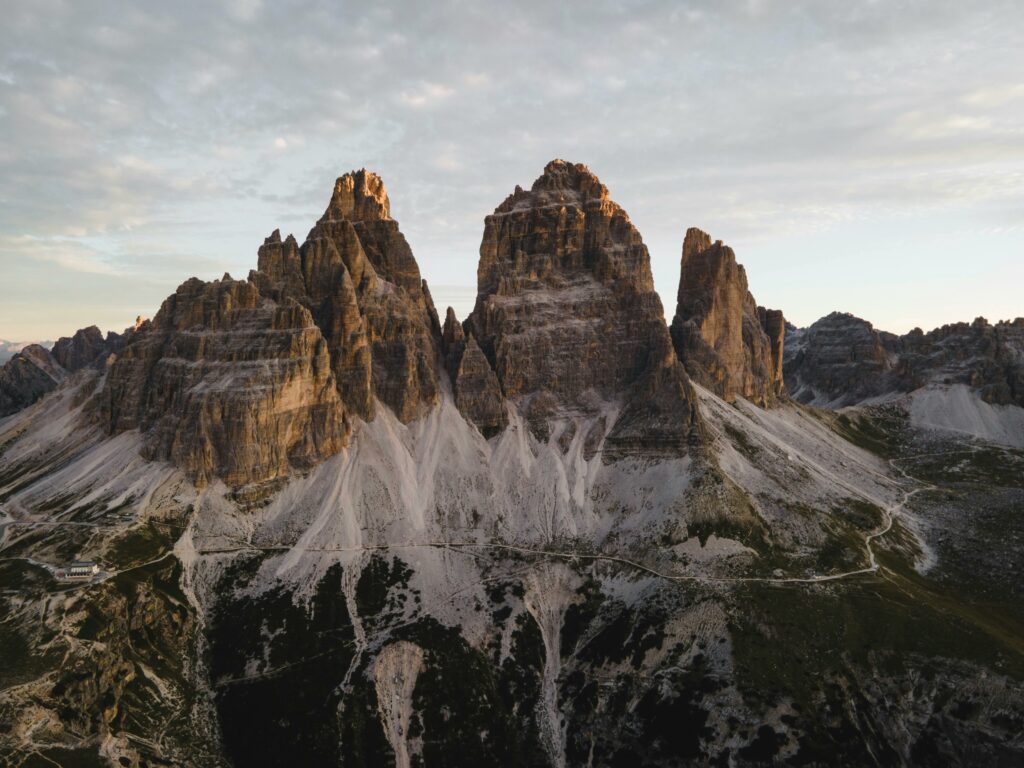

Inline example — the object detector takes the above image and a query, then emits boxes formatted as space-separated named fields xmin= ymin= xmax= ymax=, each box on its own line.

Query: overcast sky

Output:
xmin=1 ymin=0 xmax=1022 ymax=341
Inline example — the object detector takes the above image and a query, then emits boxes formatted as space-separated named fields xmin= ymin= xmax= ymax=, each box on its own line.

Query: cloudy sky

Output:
xmin=1 ymin=0 xmax=1022 ymax=341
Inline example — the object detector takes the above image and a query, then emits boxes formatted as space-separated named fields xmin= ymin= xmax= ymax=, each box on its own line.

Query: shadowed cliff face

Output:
xmin=670 ymin=228 xmax=785 ymax=407
xmin=785 ymin=312 xmax=1024 ymax=408
xmin=0 ymin=326 xmax=129 ymax=417
xmin=459 ymin=159 xmax=700 ymax=455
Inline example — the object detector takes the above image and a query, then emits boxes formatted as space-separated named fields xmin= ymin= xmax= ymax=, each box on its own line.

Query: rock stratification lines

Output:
xmin=461 ymin=159 xmax=700 ymax=456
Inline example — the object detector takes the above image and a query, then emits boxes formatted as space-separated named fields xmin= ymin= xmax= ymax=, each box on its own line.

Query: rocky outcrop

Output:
xmin=441 ymin=307 xmax=506 ymax=436
xmin=785 ymin=313 xmax=1024 ymax=408
xmin=441 ymin=307 xmax=467 ymax=381
xmin=899 ymin=317 xmax=1024 ymax=407
xmin=783 ymin=312 xmax=899 ymax=406
xmin=0 ymin=325 xmax=129 ymax=416
xmin=52 ymin=326 xmax=108 ymax=371
xmin=453 ymin=336 xmax=506 ymax=437
xmin=466 ymin=159 xmax=699 ymax=455
xmin=100 ymin=276 xmax=347 ymax=493
xmin=670 ymin=228 xmax=785 ymax=406
xmin=253 ymin=169 xmax=440 ymax=423
xmin=0 ymin=344 xmax=65 ymax=416
xmin=98 ymin=170 xmax=441 ymax=492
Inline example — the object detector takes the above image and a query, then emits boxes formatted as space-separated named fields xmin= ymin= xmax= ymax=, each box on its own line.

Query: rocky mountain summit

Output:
xmin=0 ymin=343 xmax=65 ymax=416
xmin=786 ymin=311 xmax=1024 ymax=409
xmin=0 ymin=338 xmax=54 ymax=365
xmin=94 ymin=169 xmax=444 ymax=495
xmin=460 ymin=159 xmax=699 ymax=455
xmin=671 ymin=228 xmax=785 ymax=407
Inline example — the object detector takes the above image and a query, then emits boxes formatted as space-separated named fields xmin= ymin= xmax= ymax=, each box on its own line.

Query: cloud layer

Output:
xmin=1 ymin=0 xmax=1022 ymax=339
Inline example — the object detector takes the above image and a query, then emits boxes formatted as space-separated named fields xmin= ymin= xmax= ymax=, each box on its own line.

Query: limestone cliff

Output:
xmin=254 ymin=169 xmax=441 ymax=423
xmin=670 ymin=228 xmax=785 ymax=406
xmin=466 ymin=159 xmax=699 ymax=456
xmin=100 ymin=276 xmax=347 ymax=494
xmin=97 ymin=170 xmax=442 ymax=493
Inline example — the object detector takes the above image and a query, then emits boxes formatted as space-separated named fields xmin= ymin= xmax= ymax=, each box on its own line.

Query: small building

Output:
xmin=67 ymin=561 xmax=100 ymax=578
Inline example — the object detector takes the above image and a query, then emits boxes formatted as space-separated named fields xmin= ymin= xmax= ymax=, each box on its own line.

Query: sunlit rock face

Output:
xmin=98 ymin=276 xmax=348 ymax=493
xmin=254 ymin=169 xmax=442 ymax=423
xmin=96 ymin=170 xmax=444 ymax=494
xmin=670 ymin=227 xmax=785 ymax=407
xmin=465 ymin=159 xmax=700 ymax=456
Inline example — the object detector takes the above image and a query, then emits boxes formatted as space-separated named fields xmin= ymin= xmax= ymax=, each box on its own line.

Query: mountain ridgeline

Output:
xmin=79 ymin=160 xmax=782 ymax=492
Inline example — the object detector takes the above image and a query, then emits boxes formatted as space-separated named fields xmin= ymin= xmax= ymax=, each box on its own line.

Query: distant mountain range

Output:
xmin=0 ymin=161 xmax=1021 ymax=767
xmin=0 ymin=339 xmax=52 ymax=365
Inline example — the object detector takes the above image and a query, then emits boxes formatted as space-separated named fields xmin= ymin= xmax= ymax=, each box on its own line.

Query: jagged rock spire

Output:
xmin=319 ymin=168 xmax=391 ymax=224
xmin=99 ymin=169 xmax=442 ymax=494
xmin=671 ymin=227 xmax=785 ymax=407
xmin=465 ymin=160 xmax=699 ymax=455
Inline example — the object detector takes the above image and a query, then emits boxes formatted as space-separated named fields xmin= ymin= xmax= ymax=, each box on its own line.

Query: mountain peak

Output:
xmin=320 ymin=168 xmax=391 ymax=224
xmin=494 ymin=159 xmax=610 ymax=216
xmin=671 ymin=227 xmax=785 ymax=406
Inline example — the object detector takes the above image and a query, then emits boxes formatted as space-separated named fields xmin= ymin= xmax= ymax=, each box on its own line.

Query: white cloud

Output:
xmin=1 ymin=235 xmax=117 ymax=275
xmin=962 ymin=83 xmax=1024 ymax=108
xmin=226 ymin=0 xmax=263 ymax=23
xmin=399 ymin=83 xmax=455 ymax=108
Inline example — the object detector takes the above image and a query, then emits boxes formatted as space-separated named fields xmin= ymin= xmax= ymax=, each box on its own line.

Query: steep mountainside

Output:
xmin=1 ymin=163 xmax=1022 ymax=767
xmin=96 ymin=170 xmax=442 ymax=497
xmin=671 ymin=228 xmax=785 ymax=407
xmin=462 ymin=159 xmax=699 ymax=457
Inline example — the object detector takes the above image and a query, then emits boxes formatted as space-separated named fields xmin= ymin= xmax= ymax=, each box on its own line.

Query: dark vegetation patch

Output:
xmin=104 ymin=520 xmax=181 ymax=569
xmin=903 ymin=444 xmax=1024 ymax=488
xmin=829 ymin=406 xmax=908 ymax=458
xmin=209 ymin=561 xmax=363 ymax=767
xmin=729 ymin=574 xmax=1024 ymax=765
xmin=397 ymin=617 xmax=545 ymax=768
xmin=29 ymin=746 xmax=107 ymax=767
xmin=355 ymin=554 xmax=414 ymax=630
xmin=563 ymin=591 xmax=725 ymax=768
